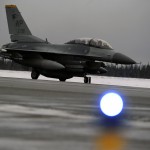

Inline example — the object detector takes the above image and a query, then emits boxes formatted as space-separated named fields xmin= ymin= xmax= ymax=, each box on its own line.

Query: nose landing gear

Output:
xmin=84 ymin=76 xmax=91 ymax=84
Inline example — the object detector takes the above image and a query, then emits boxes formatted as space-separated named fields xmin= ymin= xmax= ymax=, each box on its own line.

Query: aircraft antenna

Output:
xmin=46 ymin=38 xmax=48 ymax=43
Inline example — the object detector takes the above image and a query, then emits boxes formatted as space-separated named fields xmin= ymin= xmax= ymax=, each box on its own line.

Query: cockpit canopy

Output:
xmin=66 ymin=38 xmax=113 ymax=50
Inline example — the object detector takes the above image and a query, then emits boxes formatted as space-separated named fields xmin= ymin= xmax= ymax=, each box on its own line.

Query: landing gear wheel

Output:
xmin=88 ymin=77 xmax=91 ymax=84
xmin=84 ymin=77 xmax=88 ymax=83
xmin=59 ymin=78 xmax=66 ymax=82
xmin=31 ymin=70 xmax=40 ymax=79
xmin=84 ymin=76 xmax=91 ymax=84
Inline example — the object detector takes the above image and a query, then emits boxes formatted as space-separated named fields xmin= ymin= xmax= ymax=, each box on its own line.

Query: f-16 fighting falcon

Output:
xmin=0 ymin=5 xmax=136 ymax=83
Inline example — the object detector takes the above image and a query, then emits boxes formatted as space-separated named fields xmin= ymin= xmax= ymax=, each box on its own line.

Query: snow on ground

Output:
xmin=0 ymin=70 xmax=150 ymax=88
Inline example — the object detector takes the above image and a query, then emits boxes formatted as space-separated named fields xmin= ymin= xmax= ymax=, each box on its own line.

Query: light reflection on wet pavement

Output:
xmin=0 ymin=78 xmax=149 ymax=150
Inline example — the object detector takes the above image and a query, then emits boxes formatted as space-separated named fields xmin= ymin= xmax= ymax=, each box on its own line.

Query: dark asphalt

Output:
xmin=0 ymin=77 xmax=149 ymax=150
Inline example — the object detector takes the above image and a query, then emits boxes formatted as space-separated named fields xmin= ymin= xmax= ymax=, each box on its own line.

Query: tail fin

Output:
xmin=5 ymin=5 xmax=32 ymax=35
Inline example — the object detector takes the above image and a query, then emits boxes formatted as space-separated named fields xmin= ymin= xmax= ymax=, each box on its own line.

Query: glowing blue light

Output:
xmin=100 ymin=92 xmax=123 ymax=117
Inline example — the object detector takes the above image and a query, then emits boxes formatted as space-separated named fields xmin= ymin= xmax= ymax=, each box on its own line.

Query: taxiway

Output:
xmin=0 ymin=77 xmax=149 ymax=150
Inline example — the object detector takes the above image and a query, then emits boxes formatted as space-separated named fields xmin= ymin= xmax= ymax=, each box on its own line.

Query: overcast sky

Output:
xmin=0 ymin=0 xmax=150 ymax=64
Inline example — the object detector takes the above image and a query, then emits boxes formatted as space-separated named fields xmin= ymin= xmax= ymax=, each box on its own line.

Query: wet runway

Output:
xmin=0 ymin=77 xmax=149 ymax=150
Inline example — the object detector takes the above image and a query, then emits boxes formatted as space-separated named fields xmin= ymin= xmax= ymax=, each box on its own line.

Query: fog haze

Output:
xmin=0 ymin=0 xmax=150 ymax=64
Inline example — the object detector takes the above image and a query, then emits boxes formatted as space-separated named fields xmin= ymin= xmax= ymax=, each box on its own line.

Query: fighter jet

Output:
xmin=0 ymin=5 xmax=136 ymax=83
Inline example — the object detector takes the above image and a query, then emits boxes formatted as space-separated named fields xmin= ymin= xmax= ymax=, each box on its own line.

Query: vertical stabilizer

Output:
xmin=5 ymin=5 xmax=32 ymax=35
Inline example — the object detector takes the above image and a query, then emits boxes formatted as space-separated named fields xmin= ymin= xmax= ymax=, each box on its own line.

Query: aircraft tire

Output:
xmin=84 ymin=77 xmax=91 ymax=84
xmin=88 ymin=77 xmax=91 ymax=84
xmin=59 ymin=78 xmax=66 ymax=82
xmin=31 ymin=70 xmax=40 ymax=80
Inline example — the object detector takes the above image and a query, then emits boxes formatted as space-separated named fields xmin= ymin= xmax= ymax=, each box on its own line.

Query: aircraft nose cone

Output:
xmin=113 ymin=53 xmax=136 ymax=64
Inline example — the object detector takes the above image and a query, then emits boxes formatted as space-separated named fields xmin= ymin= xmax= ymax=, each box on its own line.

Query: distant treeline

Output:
xmin=104 ymin=63 xmax=150 ymax=79
xmin=0 ymin=58 xmax=150 ymax=79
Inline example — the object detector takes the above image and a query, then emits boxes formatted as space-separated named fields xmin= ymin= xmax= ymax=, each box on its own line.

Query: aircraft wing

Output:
xmin=3 ymin=46 xmax=103 ymax=60
xmin=0 ymin=48 xmax=65 ymax=71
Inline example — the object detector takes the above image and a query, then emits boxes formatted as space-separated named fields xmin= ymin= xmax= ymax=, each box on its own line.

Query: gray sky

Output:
xmin=0 ymin=0 xmax=150 ymax=64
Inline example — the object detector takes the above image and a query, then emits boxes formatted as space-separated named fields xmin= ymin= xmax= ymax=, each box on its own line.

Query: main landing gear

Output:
xmin=31 ymin=69 xmax=40 ymax=79
xmin=84 ymin=76 xmax=91 ymax=84
xmin=59 ymin=78 xmax=66 ymax=82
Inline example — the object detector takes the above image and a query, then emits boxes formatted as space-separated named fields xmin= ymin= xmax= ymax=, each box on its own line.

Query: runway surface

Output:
xmin=0 ymin=77 xmax=149 ymax=150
